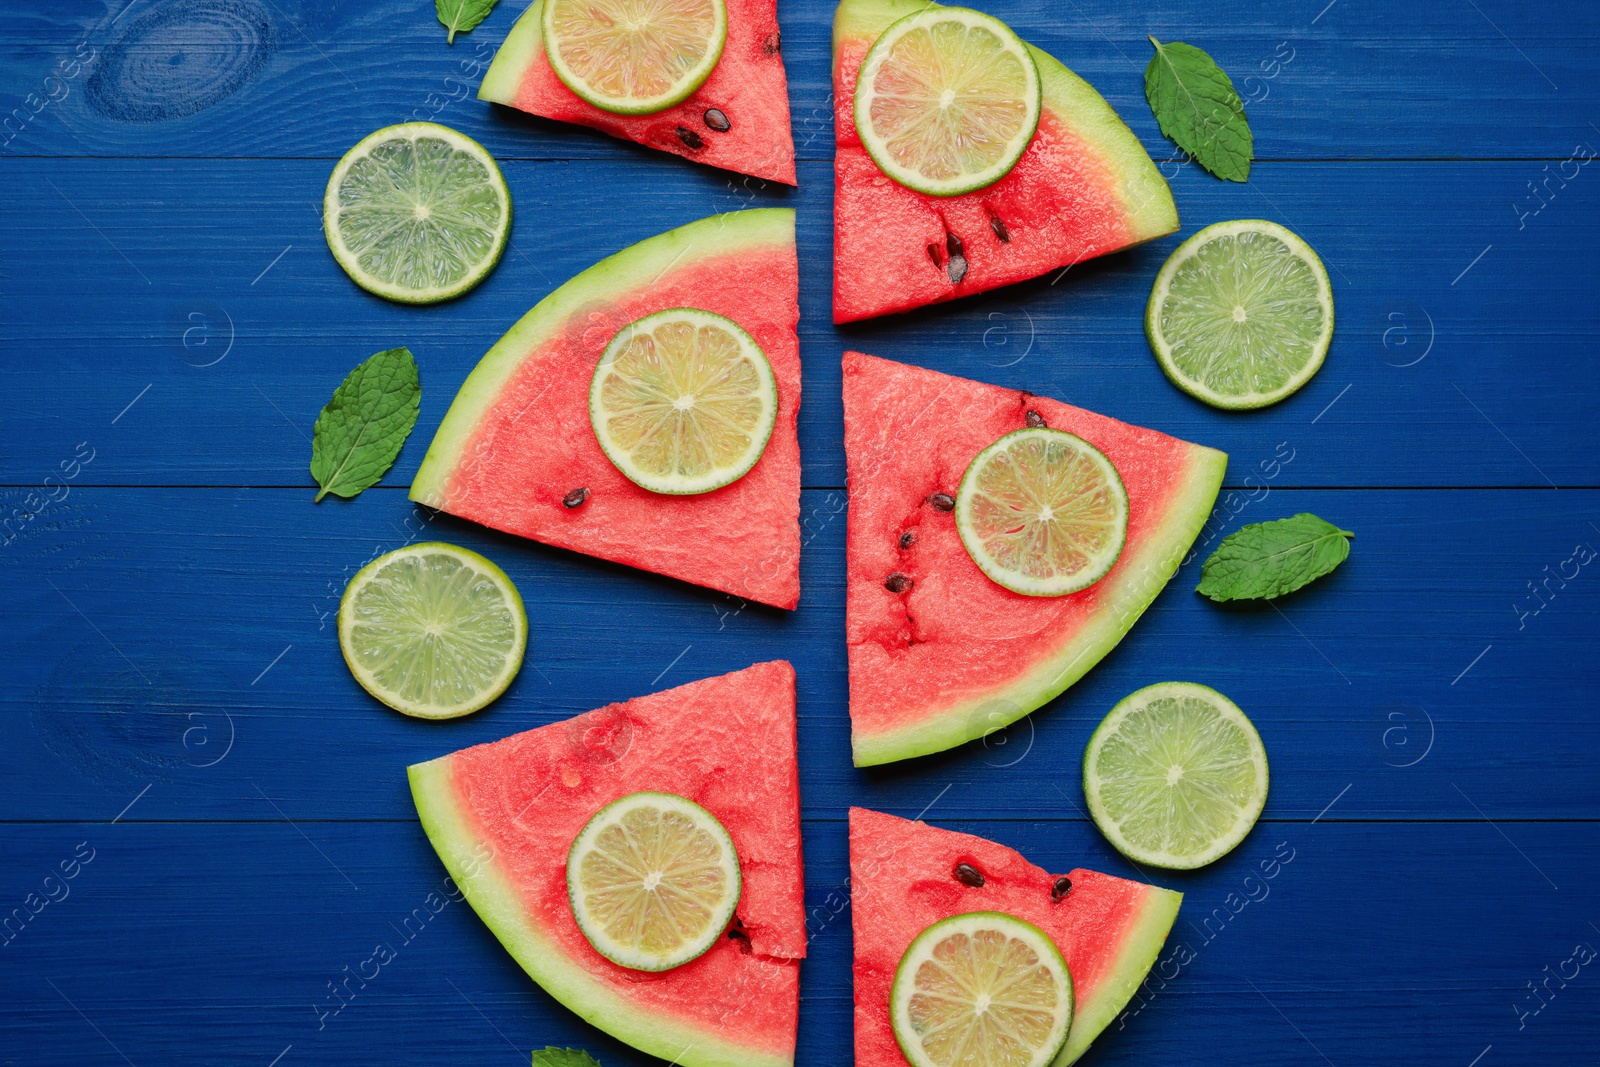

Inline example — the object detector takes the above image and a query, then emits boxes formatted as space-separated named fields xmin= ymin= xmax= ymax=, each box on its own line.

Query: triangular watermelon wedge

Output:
xmin=850 ymin=808 xmax=1180 ymax=1066
xmin=831 ymin=0 xmax=1179 ymax=322
xmin=410 ymin=209 xmax=802 ymax=609
xmin=843 ymin=352 xmax=1226 ymax=766
xmin=480 ymin=0 xmax=795 ymax=184
xmin=409 ymin=661 xmax=806 ymax=1067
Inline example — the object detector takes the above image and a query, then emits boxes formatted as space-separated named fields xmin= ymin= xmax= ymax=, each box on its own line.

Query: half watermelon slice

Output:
xmin=410 ymin=209 xmax=802 ymax=609
xmin=850 ymin=808 xmax=1180 ymax=1066
xmin=831 ymin=0 xmax=1178 ymax=322
xmin=844 ymin=352 xmax=1226 ymax=766
xmin=409 ymin=661 xmax=805 ymax=1067
xmin=480 ymin=0 xmax=795 ymax=184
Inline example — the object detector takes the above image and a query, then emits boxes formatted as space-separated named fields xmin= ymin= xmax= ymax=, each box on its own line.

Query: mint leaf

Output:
xmin=530 ymin=1050 xmax=602 ymax=1067
xmin=437 ymin=0 xmax=498 ymax=43
xmin=1145 ymin=37 xmax=1253 ymax=182
xmin=1197 ymin=513 xmax=1353 ymax=601
xmin=310 ymin=348 xmax=421 ymax=502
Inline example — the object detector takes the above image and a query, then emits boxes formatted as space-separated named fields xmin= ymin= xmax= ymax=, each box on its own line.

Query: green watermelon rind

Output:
xmin=851 ymin=446 xmax=1228 ymax=767
xmin=834 ymin=0 xmax=1178 ymax=243
xmin=1055 ymin=882 xmax=1181 ymax=1065
xmin=478 ymin=0 xmax=542 ymax=105
xmin=408 ymin=757 xmax=791 ymax=1067
xmin=408 ymin=208 xmax=796 ymax=510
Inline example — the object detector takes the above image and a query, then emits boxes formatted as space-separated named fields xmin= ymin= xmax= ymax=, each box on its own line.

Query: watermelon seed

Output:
xmin=928 ymin=492 xmax=955 ymax=512
xmin=704 ymin=108 xmax=731 ymax=132
xmin=1051 ymin=876 xmax=1073 ymax=900
xmin=899 ymin=531 xmax=916 ymax=549
xmin=677 ymin=127 xmax=705 ymax=150
xmin=953 ymin=862 xmax=985 ymax=887
xmin=727 ymin=919 xmax=753 ymax=953
xmin=763 ymin=31 xmax=781 ymax=55
xmin=1025 ymin=409 xmax=1046 ymax=428
xmin=563 ymin=487 xmax=589 ymax=508
xmin=926 ymin=242 xmax=944 ymax=268
xmin=990 ymin=216 xmax=1011 ymax=242
xmin=945 ymin=235 xmax=968 ymax=284
xmin=885 ymin=572 xmax=912 ymax=594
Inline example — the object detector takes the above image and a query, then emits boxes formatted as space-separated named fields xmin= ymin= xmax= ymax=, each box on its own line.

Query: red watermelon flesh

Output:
xmin=479 ymin=0 xmax=795 ymax=185
xmin=831 ymin=0 xmax=1179 ymax=322
xmin=843 ymin=352 xmax=1227 ymax=766
xmin=409 ymin=661 xmax=805 ymax=1067
xmin=850 ymin=807 xmax=1180 ymax=1066
xmin=410 ymin=210 xmax=801 ymax=609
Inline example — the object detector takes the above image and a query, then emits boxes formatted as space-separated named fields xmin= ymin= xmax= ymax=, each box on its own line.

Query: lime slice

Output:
xmin=955 ymin=427 xmax=1128 ymax=597
xmin=1083 ymin=682 xmax=1270 ymax=870
xmin=338 ymin=542 xmax=526 ymax=719
xmin=543 ymin=0 xmax=727 ymax=115
xmin=891 ymin=911 xmax=1074 ymax=1067
xmin=853 ymin=7 xmax=1041 ymax=197
xmin=567 ymin=791 xmax=742 ymax=971
xmin=323 ymin=122 xmax=511 ymax=305
xmin=589 ymin=307 xmax=778 ymax=495
xmin=1146 ymin=219 xmax=1335 ymax=410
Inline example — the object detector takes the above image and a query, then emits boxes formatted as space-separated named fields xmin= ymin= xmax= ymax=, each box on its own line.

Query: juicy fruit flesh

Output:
xmin=861 ymin=12 xmax=1036 ymax=189
xmin=1158 ymin=228 xmax=1328 ymax=398
xmin=572 ymin=797 xmax=738 ymax=969
xmin=900 ymin=921 xmax=1069 ymax=1067
xmin=961 ymin=430 xmax=1125 ymax=594
xmin=546 ymin=0 xmax=722 ymax=108
xmin=595 ymin=311 xmax=773 ymax=490
xmin=1090 ymin=688 xmax=1265 ymax=864
xmin=334 ymin=133 xmax=504 ymax=292
xmin=343 ymin=548 xmax=520 ymax=713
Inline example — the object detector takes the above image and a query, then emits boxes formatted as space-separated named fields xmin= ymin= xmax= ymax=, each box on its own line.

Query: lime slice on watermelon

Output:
xmin=568 ymin=791 xmax=742 ymax=972
xmin=323 ymin=122 xmax=511 ymax=305
xmin=954 ymin=427 xmax=1128 ymax=597
xmin=589 ymin=307 xmax=778 ymax=495
xmin=891 ymin=911 xmax=1074 ymax=1067
xmin=338 ymin=542 xmax=527 ymax=719
xmin=1083 ymin=682 xmax=1270 ymax=870
xmin=543 ymin=0 xmax=728 ymax=115
xmin=853 ymin=6 xmax=1041 ymax=197
xmin=1146 ymin=219 xmax=1335 ymax=410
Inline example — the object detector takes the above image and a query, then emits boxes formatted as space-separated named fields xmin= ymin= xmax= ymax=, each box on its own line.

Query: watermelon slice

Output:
xmin=409 ymin=661 xmax=806 ymax=1067
xmin=831 ymin=0 xmax=1178 ymax=322
xmin=410 ymin=209 xmax=802 ymax=609
xmin=843 ymin=352 xmax=1226 ymax=766
xmin=850 ymin=807 xmax=1180 ymax=1066
xmin=480 ymin=0 xmax=795 ymax=185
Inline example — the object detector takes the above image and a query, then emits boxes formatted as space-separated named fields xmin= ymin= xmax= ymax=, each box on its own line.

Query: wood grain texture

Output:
xmin=3 ymin=157 xmax=1597 ymax=488
xmin=1 ymin=0 xmax=1596 ymax=160
xmin=1 ymin=1 xmax=1596 ymax=1065
xmin=4 ymin=487 xmax=1597 ymax=822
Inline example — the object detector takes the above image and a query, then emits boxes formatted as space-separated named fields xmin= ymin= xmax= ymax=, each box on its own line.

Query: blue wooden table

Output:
xmin=3 ymin=1 xmax=1598 ymax=1064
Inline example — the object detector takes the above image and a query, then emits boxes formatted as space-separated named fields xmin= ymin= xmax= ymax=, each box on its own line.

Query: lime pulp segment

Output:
xmin=1083 ymin=682 xmax=1269 ymax=869
xmin=853 ymin=6 xmax=1041 ymax=197
xmin=338 ymin=542 xmax=527 ymax=719
xmin=1146 ymin=219 xmax=1334 ymax=410
xmin=324 ymin=122 xmax=511 ymax=304
xmin=543 ymin=0 xmax=728 ymax=115
xmin=891 ymin=911 xmax=1074 ymax=1067
xmin=589 ymin=307 xmax=778 ymax=495
xmin=955 ymin=428 xmax=1128 ymax=597
xmin=567 ymin=791 xmax=742 ymax=972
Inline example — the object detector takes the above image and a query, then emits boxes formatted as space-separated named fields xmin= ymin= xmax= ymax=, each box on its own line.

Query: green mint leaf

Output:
xmin=1197 ymin=513 xmax=1353 ymax=601
xmin=310 ymin=347 xmax=421 ymax=502
xmin=530 ymin=1049 xmax=602 ymax=1067
xmin=1144 ymin=37 xmax=1253 ymax=182
xmin=437 ymin=0 xmax=499 ymax=43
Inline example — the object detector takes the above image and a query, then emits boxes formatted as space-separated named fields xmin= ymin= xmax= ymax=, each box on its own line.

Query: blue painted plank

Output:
xmin=1 ymin=818 xmax=1594 ymax=1065
xmin=2 ymin=158 xmax=1597 ymax=488
xmin=3 ymin=487 xmax=1597 ymax=822
xmin=1 ymin=0 xmax=1596 ymax=161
